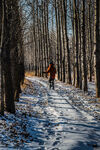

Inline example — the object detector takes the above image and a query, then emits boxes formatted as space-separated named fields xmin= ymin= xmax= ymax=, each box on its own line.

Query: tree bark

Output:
xmin=73 ymin=0 xmax=79 ymax=87
xmin=0 ymin=0 xmax=4 ymax=115
xmin=94 ymin=0 xmax=100 ymax=97
xmin=82 ymin=0 xmax=88 ymax=91
xmin=63 ymin=0 xmax=72 ymax=84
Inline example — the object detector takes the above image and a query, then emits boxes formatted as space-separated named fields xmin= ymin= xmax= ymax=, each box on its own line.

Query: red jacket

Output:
xmin=46 ymin=64 xmax=56 ymax=79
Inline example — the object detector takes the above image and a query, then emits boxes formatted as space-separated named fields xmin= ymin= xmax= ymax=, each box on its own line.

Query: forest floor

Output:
xmin=0 ymin=76 xmax=100 ymax=150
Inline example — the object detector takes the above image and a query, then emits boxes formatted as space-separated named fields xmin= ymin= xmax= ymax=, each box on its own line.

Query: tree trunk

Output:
xmin=88 ymin=0 xmax=93 ymax=82
xmin=61 ymin=0 xmax=66 ymax=82
xmin=0 ymin=0 xmax=4 ymax=115
xmin=63 ymin=0 xmax=72 ymax=84
xmin=94 ymin=0 xmax=100 ymax=97
xmin=58 ymin=1 xmax=63 ymax=81
xmin=73 ymin=0 xmax=79 ymax=87
xmin=82 ymin=0 xmax=88 ymax=91
xmin=77 ymin=0 xmax=82 ymax=90
xmin=55 ymin=0 xmax=60 ymax=80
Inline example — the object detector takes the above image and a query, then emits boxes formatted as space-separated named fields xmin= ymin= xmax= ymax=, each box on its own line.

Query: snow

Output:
xmin=0 ymin=76 xmax=100 ymax=150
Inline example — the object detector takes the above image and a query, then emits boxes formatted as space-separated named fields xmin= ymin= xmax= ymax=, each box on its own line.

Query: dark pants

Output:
xmin=49 ymin=78 xmax=54 ymax=89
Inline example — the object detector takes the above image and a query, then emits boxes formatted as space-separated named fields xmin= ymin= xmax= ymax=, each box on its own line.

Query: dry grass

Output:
xmin=25 ymin=72 xmax=35 ymax=77
xmin=21 ymin=78 xmax=32 ymax=91
xmin=21 ymin=71 xmax=35 ymax=91
xmin=98 ymin=98 xmax=100 ymax=103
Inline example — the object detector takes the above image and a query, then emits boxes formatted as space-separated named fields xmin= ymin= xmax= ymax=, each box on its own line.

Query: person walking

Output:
xmin=44 ymin=61 xmax=56 ymax=89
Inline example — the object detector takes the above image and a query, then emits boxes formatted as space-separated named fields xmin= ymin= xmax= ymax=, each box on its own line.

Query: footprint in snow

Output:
xmin=53 ymin=140 xmax=60 ymax=146
xmin=56 ymin=137 xmax=61 ymax=140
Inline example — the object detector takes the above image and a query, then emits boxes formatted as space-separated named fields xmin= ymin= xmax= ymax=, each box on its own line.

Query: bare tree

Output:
xmin=82 ymin=0 xmax=88 ymax=91
xmin=94 ymin=0 xmax=100 ymax=97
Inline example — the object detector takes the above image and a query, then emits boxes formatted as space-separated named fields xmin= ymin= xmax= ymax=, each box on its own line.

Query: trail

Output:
xmin=0 ymin=77 xmax=100 ymax=150
xmin=24 ymin=77 xmax=100 ymax=150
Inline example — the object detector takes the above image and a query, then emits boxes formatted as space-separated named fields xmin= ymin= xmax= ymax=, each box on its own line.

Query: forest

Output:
xmin=0 ymin=0 xmax=100 ymax=114
xmin=0 ymin=0 xmax=100 ymax=149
